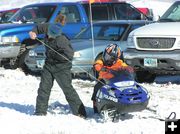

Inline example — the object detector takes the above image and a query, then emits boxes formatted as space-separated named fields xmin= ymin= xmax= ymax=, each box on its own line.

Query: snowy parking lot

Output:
xmin=0 ymin=0 xmax=180 ymax=133
xmin=0 ymin=68 xmax=180 ymax=134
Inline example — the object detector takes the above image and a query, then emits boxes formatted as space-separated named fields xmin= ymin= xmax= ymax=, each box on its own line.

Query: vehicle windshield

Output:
xmin=106 ymin=69 xmax=134 ymax=85
xmin=75 ymin=24 xmax=127 ymax=41
xmin=9 ymin=5 xmax=56 ymax=23
xmin=159 ymin=2 xmax=180 ymax=22
xmin=0 ymin=9 xmax=18 ymax=23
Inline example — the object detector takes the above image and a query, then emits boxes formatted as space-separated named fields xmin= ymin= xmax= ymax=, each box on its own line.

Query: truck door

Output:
xmin=54 ymin=4 xmax=89 ymax=39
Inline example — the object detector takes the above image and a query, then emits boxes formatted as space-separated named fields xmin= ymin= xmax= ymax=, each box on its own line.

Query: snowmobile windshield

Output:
xmin=9 ymin=5 xmax=56 ymax=24
xmin=106 ymin=69 xmax=134 ymax=86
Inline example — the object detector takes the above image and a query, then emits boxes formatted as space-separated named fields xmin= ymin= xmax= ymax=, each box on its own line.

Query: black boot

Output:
xmin=77 ymin=104 xmax=87 ymax=118
xmin=33 ymin=111 xmax=47 ymax=116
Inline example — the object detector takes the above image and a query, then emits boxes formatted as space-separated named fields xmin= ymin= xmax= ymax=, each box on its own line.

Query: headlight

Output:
xmin=0 ymin=36 xmax=19 ymax=44
xmin=127 ymin=36 xmax=135 ymax=48
xmin=176 ymin=39 xmax=180 ymax=49
xmin=114 ymin=81 xmax=134 ymax=87
xmin=29 ymin=50 xmax=37 ymax=57
xmin=73 ymin=51 xmax=81 ymax=58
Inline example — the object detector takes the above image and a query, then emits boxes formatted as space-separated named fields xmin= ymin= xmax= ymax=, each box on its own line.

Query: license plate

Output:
xmin=36 ymin=59 xmax=45 ymax=68
xmin=144 ymin=58 xmax=157 ymax=67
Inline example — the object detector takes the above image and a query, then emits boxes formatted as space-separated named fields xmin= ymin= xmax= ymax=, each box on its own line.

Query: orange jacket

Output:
xmin=94 ymin=59 xmax=128 ymax=80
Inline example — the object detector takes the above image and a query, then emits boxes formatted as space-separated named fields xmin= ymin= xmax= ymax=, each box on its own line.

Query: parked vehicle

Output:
xmin=24 ymin=20 xmax=151 ymax=77
xmin=0 ymin=8 xmax=19 ymax=23
xmin=123 ymin=1 xmax=180 ymax=83
xmin=136 ymin=7 xmax=153 ymax=20
xmin=0 ymin=1 xmax=149 ymax=69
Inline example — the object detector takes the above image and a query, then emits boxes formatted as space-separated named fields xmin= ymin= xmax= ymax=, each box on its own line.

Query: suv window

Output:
xmin=82 ymin=3 xmax=147 ymax=21
xmin=83 ymin=3 xmax=111 ymax=21
xmin=75 ymin=23 xmax=128 ymax=41
xmin=60 ymin=5 xmax=81 ymax=23
xmin=90 ymin=5 xmax=109 ymax=21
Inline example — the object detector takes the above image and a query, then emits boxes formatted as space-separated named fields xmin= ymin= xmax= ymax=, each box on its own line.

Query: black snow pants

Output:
xmin=35 ymin=62 xmax=86 ymax=116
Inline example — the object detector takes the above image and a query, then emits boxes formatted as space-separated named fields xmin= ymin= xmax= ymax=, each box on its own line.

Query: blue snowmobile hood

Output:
xmin=95 ymin=69 xmax=149 ymax=114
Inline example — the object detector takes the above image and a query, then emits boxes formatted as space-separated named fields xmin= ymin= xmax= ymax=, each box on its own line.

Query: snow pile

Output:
xmin=0 ymin=68 xmax=180 ymax=134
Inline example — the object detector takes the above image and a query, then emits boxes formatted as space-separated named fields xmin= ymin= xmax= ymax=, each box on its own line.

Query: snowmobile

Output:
xmin=95 ymin=69 xmax=150 ymax=120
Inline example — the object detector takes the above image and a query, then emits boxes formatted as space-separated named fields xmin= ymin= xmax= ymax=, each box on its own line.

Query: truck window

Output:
xmin=0 ymin=12 xmax=15 ymax=23
xmin=114 ymin=3 xmax=142 ymax=20
xmin=60 ymin=5 xmax=81 ymax=23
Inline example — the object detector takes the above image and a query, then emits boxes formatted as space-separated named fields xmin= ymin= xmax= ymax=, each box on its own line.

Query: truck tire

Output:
xmin=135 ymin=70 xmax=156 ymax=83
xmin=7 ymin=44 xmax=26 ymax=69
xmin=18 ymin=49 xmax=29 ymax=70
xmin=2 ymin=44 xmax=26 ymax=69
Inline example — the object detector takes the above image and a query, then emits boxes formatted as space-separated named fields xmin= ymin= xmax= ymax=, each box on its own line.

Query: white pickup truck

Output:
xmin=124 ymin=1 xmax=180 ymax=83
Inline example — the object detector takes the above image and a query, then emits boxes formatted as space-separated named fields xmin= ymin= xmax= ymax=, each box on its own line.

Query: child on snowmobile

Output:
xmin=91 ymin=43 xmax=134 ymax=113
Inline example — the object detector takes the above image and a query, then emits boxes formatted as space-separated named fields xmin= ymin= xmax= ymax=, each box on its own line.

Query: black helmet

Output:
xmin=102 ymin=44 xmax=121 ymax=66
xmin=47 ymin=24 xmax=62 ymax=39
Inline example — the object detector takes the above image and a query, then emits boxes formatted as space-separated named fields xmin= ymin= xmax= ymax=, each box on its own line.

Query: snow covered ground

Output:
xmin=0 ymin=1 xmax=180 ymax=133
xmin=0 ymin=68 xmax=180 ymax=134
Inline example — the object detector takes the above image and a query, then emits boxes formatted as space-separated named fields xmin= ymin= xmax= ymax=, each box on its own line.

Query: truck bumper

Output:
xmin=24 ymin=54 xmax=44 ymax=72
xmin=71 ymin=60 xmax=93 ymax=74
xmin=123 ymin=49 xmax=180 ymax=74
xmin=0 ymin=44 xmax=21 ymax=59
xmin=25 ymin=55 xmax=93 ymax=74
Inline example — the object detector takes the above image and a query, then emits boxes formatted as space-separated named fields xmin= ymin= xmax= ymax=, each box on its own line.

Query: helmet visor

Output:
xmin=104 ymin=52 xmax=116 ymax=66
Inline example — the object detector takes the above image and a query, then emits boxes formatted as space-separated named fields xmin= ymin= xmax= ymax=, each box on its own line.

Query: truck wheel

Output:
xmin=8 ymin=44 xmax=27 ymax=69
xmin=3 ymin=58 xmax=18 ymax=69
xmin=135 ymin=70 xmax=156 ymax=83
xmin=17 ymin=49 xmax=31 ymax=74
xmin=18 ymin=49 xmax=29 ymax=67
